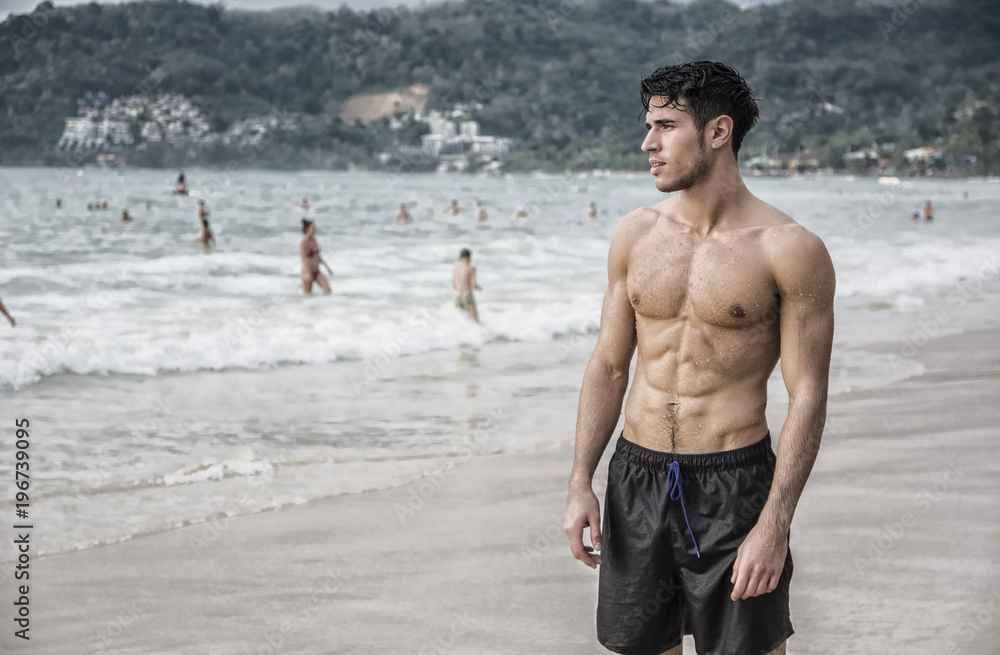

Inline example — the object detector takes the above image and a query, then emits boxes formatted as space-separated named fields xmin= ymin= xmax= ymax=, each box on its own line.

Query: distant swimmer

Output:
xmin=146 ymin=201 xmax=151 ymax=211
xmin=299 ymin=198 xmax=310 ymax=211
xmin=475 ymin=201 xmax=488 ymax=222
xmin=923 ymin=200 xmax=935 ymax=221
xmin=515 ymin=208 xmax=528 ymax=219
xmin=198 ymin=218 xmax=215 ymax=247
xmin=300 ymin=219 xmax=332 ymax=295
xmin=87 ymin=203 xmax=93 ymax=211
xmin=588 ymin=201 xmax=597 ymax=218
xmin=198 ymin=199 xmax=210 ymax=220
xmin=447 ymin=199 xmax=460 ymax=215
xmin=452 ymin=248 xmax=482 ymax=323
xmin=56 ymin=198 xmax=61 ymax=208
xmin=121 ymin=210 xmax=133 ymax=223
xmin=396 ymin=203 xmax=413 ymax=224
xmin=0 ymin=296 xmax=15 ymax=327
xmin=174 ymin=171 xmax=188 ymax=195
xmin=100 ymin=201 xmax=108 ymax=210
xmin=911 ymin=212 xmax=920 ymax=223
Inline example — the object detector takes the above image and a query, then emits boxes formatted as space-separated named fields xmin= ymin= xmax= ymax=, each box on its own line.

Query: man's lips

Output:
xmin=649 ymin=161 xmax=665 ymax=174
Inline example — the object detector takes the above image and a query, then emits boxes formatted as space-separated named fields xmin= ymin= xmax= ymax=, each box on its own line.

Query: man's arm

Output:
xmin=0 ymin=297 xmax=15 ymax=327
xmin=731 ymin=227 xmax=835 ymax=600
xmin=471 ymin=266 xmax=481 ymax=290
xmin=565 ymin=215 xmax=638 ymax=569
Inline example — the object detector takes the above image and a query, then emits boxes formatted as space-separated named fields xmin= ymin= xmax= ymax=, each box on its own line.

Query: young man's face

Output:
xmin=641 ymin=97 xmax=711 ymax=193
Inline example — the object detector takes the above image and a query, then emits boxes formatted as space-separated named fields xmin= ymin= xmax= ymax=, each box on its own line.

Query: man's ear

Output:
xmin=707 ymin=115 xmax=735 ymax=152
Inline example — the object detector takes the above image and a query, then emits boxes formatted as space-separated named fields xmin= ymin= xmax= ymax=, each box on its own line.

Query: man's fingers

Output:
xmin=766 ymin=574 xmax=779 ymax=594
xmin=565 ymin=518 xmax=597 ymax=568
xmin=751 ymin=574 xmax=770 ymax=598
xmin=589 ymin=513 xmax=602 ymax=552
xmin=730 ymin=566 xmax=749 ymax=601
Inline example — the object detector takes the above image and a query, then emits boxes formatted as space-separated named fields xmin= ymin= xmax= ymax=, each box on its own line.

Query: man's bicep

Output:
xmin=594 ymin=278 xmax=637 ymax=369
xmin=776 ymin=234 xmax=835 ymax=395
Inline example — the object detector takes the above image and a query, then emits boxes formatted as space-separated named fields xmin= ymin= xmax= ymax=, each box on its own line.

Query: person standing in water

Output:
xmin=121 ymin=210 xmax=133 ymax=223
xmin=198 ymin=199 xmax=210 ymax=220
xmin=475 ymin=201 xmax=488 ymax=222
xmin=452 ymin=248 xmax=482 ymax=323
xmin=198 ymin=218 xmax=215 ymax=247
xmin=299 ymin=198 xmax=310 ymax=211
xmin=447 ymin=199 xmax=460 ymax=215
xmin=300 ymin=219 xmax=332 ymax=295
xmin=588 ymin=201 xmax=597 ymax=218
xmin=396 ymin=204 xmax=413 ymax=224
xmin=923 ymin=200 xmax=935 ymax=221
xmin=0 ymin=296 xmax=15 ymax=327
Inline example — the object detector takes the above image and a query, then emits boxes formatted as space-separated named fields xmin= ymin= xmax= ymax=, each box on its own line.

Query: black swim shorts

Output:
xmin=597 ymin=432 xmax=794 ymax=655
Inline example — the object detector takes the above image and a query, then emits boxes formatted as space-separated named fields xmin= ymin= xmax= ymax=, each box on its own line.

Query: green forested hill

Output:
xmin=1 ymin=0 xmax=998 ymax=171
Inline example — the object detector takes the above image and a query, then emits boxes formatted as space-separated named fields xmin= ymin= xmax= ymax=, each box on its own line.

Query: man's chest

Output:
xmin=626 ymin=233 xmax=778 ymax=328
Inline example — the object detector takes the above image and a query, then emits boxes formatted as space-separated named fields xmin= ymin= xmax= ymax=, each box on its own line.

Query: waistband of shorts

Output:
xmin=614 ymin=430 xmax=772 ymax=473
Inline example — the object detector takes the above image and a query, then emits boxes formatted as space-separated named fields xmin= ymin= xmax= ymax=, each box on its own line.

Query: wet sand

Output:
xmin=4 ymin=322 xmax=1000 ymax=654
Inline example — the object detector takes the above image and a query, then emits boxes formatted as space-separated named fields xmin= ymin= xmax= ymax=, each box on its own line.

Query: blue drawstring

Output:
xmin=666 ymin=461 xmax=701 ymax=558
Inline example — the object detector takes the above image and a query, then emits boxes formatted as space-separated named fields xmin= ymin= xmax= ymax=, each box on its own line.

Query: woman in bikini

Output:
xmin=300 ymin=219 xmax=332 ymax=295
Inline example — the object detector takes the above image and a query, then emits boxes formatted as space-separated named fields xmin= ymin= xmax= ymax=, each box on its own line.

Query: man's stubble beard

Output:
xmin=655 ymin=141 xmax=710 ymax=194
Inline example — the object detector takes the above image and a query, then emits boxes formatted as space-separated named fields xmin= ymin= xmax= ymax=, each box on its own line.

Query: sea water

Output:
xmin=0 ymin=167 xmax=998 ymax=558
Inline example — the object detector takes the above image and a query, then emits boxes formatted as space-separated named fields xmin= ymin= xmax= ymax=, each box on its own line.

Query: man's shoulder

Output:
xmin=613 ymin=204 xmax=666 ymax=241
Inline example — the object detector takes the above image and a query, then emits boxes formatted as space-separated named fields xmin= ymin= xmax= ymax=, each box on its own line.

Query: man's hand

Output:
xmin=730 ymin=523 xmax=787 ymax=600
xmin=565 ymin=484 xmax=602 ymax=569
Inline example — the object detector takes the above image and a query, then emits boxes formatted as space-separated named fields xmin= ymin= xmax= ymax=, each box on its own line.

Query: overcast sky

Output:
xmin=1 ymin=0 xmax=784 ymax=21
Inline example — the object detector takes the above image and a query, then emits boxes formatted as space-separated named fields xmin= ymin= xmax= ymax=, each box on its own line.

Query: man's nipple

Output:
xmin=631 ymin=294 xmax=641 ymax=305
xmin=729 ymin=304 xmax=746 ymax=318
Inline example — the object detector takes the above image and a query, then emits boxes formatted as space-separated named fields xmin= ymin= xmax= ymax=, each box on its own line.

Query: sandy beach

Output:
xmin=3 ymin=298 xmax=999 ymax=654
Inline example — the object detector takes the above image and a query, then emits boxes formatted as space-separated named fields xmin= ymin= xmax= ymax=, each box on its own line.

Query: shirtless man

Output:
xmin=396 ymin=204 xmax=413 ymax=224
xmin=475 ymin=201 xmax=488 ymax=222
xmin=452 ymin=248 xmax=482 ymax=323
xmin=447 ymin=199 xmax=460 ymax=215
xmin=565 ymin=61 xmax=835 ymax=655
xmin=198 ymin=200 xmax=210 ymax=220
xmin=588 ymin=201 xmax=597 ymax=219
xmin=923 ymin=200 xmax=935 ymax=222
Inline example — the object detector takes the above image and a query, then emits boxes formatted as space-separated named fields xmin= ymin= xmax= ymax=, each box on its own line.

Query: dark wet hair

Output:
xmin=459 ymin=248 xmax=471 ymax=259
xmin=640 ymin=61 xmax=759 ymax=156
xmin=302 ymin=218 xmax=314 ymax=234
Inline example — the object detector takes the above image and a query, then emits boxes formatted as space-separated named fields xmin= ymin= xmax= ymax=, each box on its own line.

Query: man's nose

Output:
xmin=641 ymin=132 xmax=657 ymax=153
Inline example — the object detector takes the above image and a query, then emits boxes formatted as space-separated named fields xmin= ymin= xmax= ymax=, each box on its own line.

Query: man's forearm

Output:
xmin=569 ymin=358 xmax=630 ymax=487
xmin=758 ymin=393 xmax=826 ymax=534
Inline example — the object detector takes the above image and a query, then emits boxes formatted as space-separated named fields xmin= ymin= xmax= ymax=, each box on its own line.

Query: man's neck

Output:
xmin=676 ymin=162 xmax=749 ymax=234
